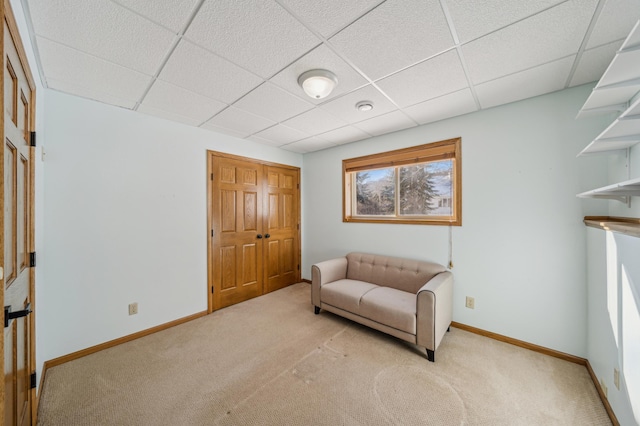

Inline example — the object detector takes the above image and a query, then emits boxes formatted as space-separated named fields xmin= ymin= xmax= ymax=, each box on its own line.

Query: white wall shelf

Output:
xmin=577 ymin=20 xmax=640 ymax=119
xmin=577 ymin=177 xmax=640 ymax=203
xmin=578 ymin=96 xmax=640 ymax=155
xmin=577 ymin=20 xmax=640 ymax=205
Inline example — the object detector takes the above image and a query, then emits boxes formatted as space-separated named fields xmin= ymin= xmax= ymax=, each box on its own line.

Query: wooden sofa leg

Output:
xmin=426 ymin=349 xmax=435 ymax=362
xmin=314 ymin=306 xmax=320 ymax=315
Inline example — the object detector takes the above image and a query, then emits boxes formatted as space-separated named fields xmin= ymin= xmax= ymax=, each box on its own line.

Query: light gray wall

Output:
xmin=585 ymin=102 xmax=640 ymax=425
xmin=587 ymin=227 xmax=640 ymax=425
xmin=301 ymin=84 xmax=612 ymax=357
xmin=38 ymin=90 xmax=302 ymax=373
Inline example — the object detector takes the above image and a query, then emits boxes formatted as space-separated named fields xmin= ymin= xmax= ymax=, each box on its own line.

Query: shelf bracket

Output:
xmin=627 ymin=148 xmax=632 ymax=208
xmin=577 ymin=194 xmax=631 ymax=203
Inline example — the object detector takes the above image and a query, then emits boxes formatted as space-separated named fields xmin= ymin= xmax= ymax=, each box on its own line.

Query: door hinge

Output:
xmin=211 ymin=286 xmax=215 ymax=294
xmin=30 ymin=372 xmax=37 ymax=389
xmin=210 ymin=173 xmax=214 ymax=181
xmin=297 ymin=183 xmax=300 ymax=189
xmin=29 ymin=252 xmax=36 ymax=268
xmin=297 ymin=264 xmax=300 ymax=271
xmin=297 ymin=224 xmax=300 ymax=230
xmin=211 ymin=229 xmax=214 ymax=237
xmin=30 ymin=131 xmax=36 ymax=147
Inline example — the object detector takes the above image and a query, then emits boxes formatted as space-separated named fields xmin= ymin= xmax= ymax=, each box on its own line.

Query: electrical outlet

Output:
xmin=128 ymin=303 xmax=138 ymax=316
xmin=614 ymin=368 xmax=620 ymax=390
xmin=465 ymin=296 xmax=475 ymax=309
xmin=600 ymin=378 xmax=608 ymax=398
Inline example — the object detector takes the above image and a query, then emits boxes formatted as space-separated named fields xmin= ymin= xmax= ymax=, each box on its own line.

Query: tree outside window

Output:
xmin=343 ymin=138 xmax=461 ymax=226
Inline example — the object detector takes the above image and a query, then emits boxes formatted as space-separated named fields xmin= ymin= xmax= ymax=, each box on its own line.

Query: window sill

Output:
xmin=344 ymin=217 xmax=461 ymax=226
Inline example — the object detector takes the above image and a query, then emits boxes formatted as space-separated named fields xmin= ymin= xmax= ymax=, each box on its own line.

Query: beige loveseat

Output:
xmin=311 ymin=252 xmax=453 ymax=362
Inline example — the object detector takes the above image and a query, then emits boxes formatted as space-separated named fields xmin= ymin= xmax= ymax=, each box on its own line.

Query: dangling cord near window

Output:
xmin=448 ymin=224 xmax=454 ymax=269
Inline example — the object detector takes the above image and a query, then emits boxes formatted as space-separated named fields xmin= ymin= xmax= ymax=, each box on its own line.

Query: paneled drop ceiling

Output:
xmin=24 ymin=0 xmax=640 ymax=153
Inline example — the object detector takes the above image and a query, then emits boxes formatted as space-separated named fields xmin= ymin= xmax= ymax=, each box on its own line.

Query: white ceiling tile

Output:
xmin=137 ymin=104 xmax=202 ymax=127
xmin=247 ymin=135 xmax=284 ymax=146
xmin=28 ymin=0 xmax=175 ymax=75
xmin=204 ymin=107 xmax=275 ymax=137
xmin=199 ymin=122 xmax=248 ymax=139
xmin=269 ymin=44 xmax=368 ymax=104
xmin=475 ymin=56 xmax=575 ymax=109
xmin=462 ymin=0 xmax=598 ymax=84
xmin=185 ymin=0 xmax=321 ymax=78
xmin=112 ymin=0 xmax=199 ymax=32
xmin=141 ymin=80 xmax=227 ymax=124
xmin=570 ymin=40 xmax=623 ymax=87
xmin=159 ymin=40 xmax=263 ymax=104
xmin=282 ymin=108 xmax=347 ymax=135
xmin=446 ymin=0 xmax=565 ymax=43
xmin=586 ymin=0 xmax=640 ymax=49
xmin=254 ymin=124 xmax=309 ymax=144
xmin=354 ymin=110 xmax=416 ymax=136
xmin=319 ymin=126 xmax=371 ymax=145
xmin=281 ymin=136 xmax=335 ymax=153
xmin=276 ymin=0 xmax=384 ymax=37
xmin=47 ymin=79 xmax=137 ymax=109
xmin=377 ymin=50 xmax=468 ymax=108
xmin=320 ymin=85 xmax=397 ymax=124
xmin=28 ymin=0 xmax=630 ymax=152
xmin=329 ymin=0 xmax=454 ymax=80
xmin=37 ymin=37 xmax=151 ymax=104
xmin=403 ymin=89 xmax=477 ymax=125
xmin=233 ymin=83 xmax=314 ymax=122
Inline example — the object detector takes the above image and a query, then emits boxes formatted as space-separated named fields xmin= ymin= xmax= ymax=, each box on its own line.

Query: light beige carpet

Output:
xmin=37 ymin=283 xmax=611 ymax=425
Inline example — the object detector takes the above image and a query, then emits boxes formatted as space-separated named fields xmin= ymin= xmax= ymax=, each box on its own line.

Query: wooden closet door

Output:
xmin=2 ymin=3 xmax=35 ymax=424
xmin=263 ymin=166 xmax=299 ymax=293
xmin=210 ymin=156 xmax=264 ymax=311
xmin=208 ymin=152 xmax=301 ymax=312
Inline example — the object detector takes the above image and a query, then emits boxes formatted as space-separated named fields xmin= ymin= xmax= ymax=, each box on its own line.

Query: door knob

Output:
xmin=257 ymin=234 xmax=263 ymax=239
xmin=265 ymin=234 xmax=271 ymax=238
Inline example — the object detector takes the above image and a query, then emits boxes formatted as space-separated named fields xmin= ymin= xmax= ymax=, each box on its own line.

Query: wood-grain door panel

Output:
xmin=2 ymin=4 xmax=35 ymax=424
xmin=264 ymin=166 xmax=299 ymax=294
xmin=212 ymin=157 xmax=263 ymax=310
xmin=208 ymin=154 xmax=300 ymax=311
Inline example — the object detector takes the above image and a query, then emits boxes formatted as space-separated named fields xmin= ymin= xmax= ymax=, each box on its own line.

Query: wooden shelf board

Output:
xmin=584 ymin=216 xmax=640 ymax=238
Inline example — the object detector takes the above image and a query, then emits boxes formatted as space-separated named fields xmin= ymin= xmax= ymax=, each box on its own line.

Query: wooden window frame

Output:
xmin=343 ymin=137 xmax=462 ymax=226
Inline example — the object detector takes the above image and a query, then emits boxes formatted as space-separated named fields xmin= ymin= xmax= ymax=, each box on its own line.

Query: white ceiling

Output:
xmin=23 ymin=0 xmax=640 ymax=153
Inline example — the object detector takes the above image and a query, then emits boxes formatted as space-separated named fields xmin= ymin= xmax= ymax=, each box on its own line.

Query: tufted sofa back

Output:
xmin=345 ymin=252 xmax=446 ymax=294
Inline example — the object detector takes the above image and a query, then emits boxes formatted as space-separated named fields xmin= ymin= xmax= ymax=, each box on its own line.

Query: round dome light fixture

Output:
xmin=356 ymin=101 xmax=374 ymax=112
xmin=298 ymin=69 xmax=338 ymax=99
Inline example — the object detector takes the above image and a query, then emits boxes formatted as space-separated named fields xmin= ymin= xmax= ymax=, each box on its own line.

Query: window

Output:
xmin=343 ymin=138 xmax=461 ymax=226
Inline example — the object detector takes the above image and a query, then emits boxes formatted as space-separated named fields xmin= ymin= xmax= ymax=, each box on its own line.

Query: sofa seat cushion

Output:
xmin=321 ymin=279 xmax=379 ymax=315
xmin=360 ymin=287 xmax=416 ymax=334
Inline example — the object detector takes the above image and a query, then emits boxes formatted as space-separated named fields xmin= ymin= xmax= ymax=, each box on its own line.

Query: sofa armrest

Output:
xmin=311 ymin=257 xmax=348 ymax=307
xmin=416 ymin=271 xmax=453 ymax=351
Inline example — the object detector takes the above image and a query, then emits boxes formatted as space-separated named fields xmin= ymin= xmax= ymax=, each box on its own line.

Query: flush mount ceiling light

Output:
xmin=298 ymin=69 xmax=338 ymax=99
xmin=356 ymin=101 xmax=374 ymax=112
